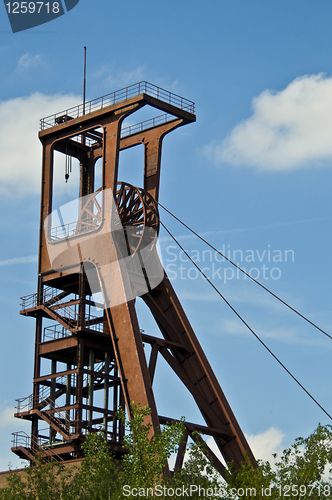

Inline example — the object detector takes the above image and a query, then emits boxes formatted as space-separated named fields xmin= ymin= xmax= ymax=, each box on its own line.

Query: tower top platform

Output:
xmin=39 ymin=81 xmax=196 ymax=135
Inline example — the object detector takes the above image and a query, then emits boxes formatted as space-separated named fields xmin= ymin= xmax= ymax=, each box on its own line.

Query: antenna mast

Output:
xmin=83 ymin=46 xmax=87 ymax=115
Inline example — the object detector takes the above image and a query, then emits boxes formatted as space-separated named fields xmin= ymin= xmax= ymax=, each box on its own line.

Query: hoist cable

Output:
xmin=160 ymin=220 xmax=332 ymax=421
xmin=158 ymin=202 xmax=332 ymax=342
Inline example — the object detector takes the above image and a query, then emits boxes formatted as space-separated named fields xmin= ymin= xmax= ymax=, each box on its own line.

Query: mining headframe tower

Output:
xmin=11 ymin=81 xmax=255 ymax=477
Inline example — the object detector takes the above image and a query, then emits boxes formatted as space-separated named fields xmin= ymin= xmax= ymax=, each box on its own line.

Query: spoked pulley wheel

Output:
xmin=114 ymin=182 xmax=159 ymax=256
xmin=75 ymin=182 xmax=159 ymax=257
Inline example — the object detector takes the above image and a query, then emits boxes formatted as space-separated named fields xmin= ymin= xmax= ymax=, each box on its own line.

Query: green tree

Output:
xmin=226 ymin=424 xmax=332 ymax=500
xmin=0 ymin=453 xmax=68 ymax=500
xmin=1 ymin=411 xmax=332 ymax=500
xmin=67 ymin=403 xmax=186 ymax=499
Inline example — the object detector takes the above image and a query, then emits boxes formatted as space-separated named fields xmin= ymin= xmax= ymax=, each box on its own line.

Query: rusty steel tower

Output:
xmin=11 ymin=82 xmax=255 ymax=476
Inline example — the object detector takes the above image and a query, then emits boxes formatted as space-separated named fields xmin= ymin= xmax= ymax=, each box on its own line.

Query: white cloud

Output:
xmin=16 ymin=53 xmax=45 ymax=72
xmin=94 ymin=65 xmax=147 ymax=93
xmin=0 ymin=407 xmax=31 ymax=471
xmin=0 ymin=255 xmax=37 ymax=266
xmin=219 ymin=317 xmax=291 ymax=343
xmin=0 ymin=92 xmax=80 ymax=197
xmin=246 ymin=427 xmax=285 ymax=462
xmin=0 ymin=407 xmax=29 ymax=430
xmin=92 ymin=64 xmax=180 ymax=100
xmin=0 ymin=407 xmax=17 ymax=428
xmin=205 ymin=427 xmax=284 ymax=465
xmin=169 ymin=427 xmax=285 ymax=473
xmin=210 ymin=74 xmax=332 ymax=171
xmin=214 ymin=315 xmax=331 ymax=346
xmin=159 ymin=215 xmax=332 ymax=244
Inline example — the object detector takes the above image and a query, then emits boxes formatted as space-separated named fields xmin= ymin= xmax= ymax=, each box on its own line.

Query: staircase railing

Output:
xmin=41 ymin=397 xmax=78 ymax=435
xmin=21 ymin=287 xmax=80 ymax=328
xmin=21 ymin=286 xmax=65 ymax=310
xmin=15 ymin=371 xmax=73 ymax=413
xmin=43 ymin=314 xmax=103 ymax=341
xmin=21 ymin=287 xmax=104 ymax=335
xmin=11 ymin=431 xmax=64 ymax=462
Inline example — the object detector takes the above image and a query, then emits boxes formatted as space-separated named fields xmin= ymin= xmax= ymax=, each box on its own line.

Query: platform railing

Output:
xmin=43 ymin=315 xmax=103 ymax=341
xmin=85 ymin=315 xmax=104 ymax=333
xmin=15 ymin=376 xmax=62 ymax=413
xmin=15 ymin=394 xmax=34 ymax=413
xmin=43 ymin=324 xmax=71 ymax=341
xmin=12 ymin=430 xmax=31 ymax=449
xmin=50 ymin=217 xmax=102 ymax=241
xmin=50 ymin=220 xmax=79 ymax=240
xmin=121 ymin=113 xmax=176 ymax=138
xmin=20 ymin=288 xmax=79 ymax=324
xmin=12 ymin=430 xmax=54 ymax=449
xmin=40 ymin=81 xmax=195 ymax=130
xmin=60 ymin=113 xmax=177 ymax=147
xmin=11 ymin=431 xmax=65 ymax=462
xmin=20 ymin=286 xmax=64 ymax=310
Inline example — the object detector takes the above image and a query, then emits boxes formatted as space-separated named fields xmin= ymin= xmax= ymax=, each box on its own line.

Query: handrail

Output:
xmin=11 ymin=431 xmax=64 ymax=462
xmin=15 ymin=360 xmax=105 ymax=414
xmin=42 ymin=397 xmax=78 ymax=431
xmin=21 ymin=286 xmax=64 ymax=310
xmin=15 ymin=394 xmax=33 ymax=413
xmin=50 ymin=219 xmax=100 ymax=241
xmin=21 ymin=287 xmax=79 ymax=323
xmin=85 ymin=315 xmax=104 ymax=333
xmin=43 ymin=324 xmax=71 ymax=341
xmin=121 ymin=113 xmax=176 ymax=138
xmin=21 ymin=288 xmax=104 ymax=335
xmin=43 ymin=315 xmax=103 ymax=341
xmin=15 ymin=375 xmax=64 ymax=413
xmin=59 ymin=113 xmax=177 ymax=148
xmin=40 ymin=81 xmax=195 ymax=130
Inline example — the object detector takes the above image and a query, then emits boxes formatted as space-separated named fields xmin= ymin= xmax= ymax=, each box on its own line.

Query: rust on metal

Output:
xmin=12 ymin=81 xmax=255 ymax=477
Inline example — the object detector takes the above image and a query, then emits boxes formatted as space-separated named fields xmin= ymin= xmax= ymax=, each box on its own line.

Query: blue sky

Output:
xmin=1 ymin=0 xmax=332 ymax=470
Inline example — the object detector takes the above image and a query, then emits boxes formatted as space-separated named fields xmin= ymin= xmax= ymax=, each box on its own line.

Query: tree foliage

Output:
xmin=1 ymin=408 xmax=332 ymax=499
xmin=226 ymin=423 xmax=332 ymax=499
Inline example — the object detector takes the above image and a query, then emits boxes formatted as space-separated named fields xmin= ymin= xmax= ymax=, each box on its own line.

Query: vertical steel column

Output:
xmin=78 ymin=265 xmax=86 ymax=330
xmin=119 ymin=380 xmax=125 ymax=443
xmin=31 ymin=314 xmax=43 ymax=452
xmin=49 ymin=359 xmax=56 ymax=443
xmin=88 ymin=349 xmax=95 ymax=428
xmin=103 ymin=352 xmax=110 ymax=435
xmin=112 ymin=363 xmax=118 ymax=442
xmin=75 ymin=340 xmax=84 ymax=440
xmin=66 ymin=363 xmax=71 ymax=431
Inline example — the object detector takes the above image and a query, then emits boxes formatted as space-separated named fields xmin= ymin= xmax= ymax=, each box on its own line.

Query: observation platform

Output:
xmin=39 ymin=81 xmax=196 ymax=138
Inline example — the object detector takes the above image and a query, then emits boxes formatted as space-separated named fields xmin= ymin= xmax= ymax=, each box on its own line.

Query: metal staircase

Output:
xmin=13 ymin=294 xmax=119 ymax=463
xmin=20 ymin=286 xmax=104 ymax=334
xmin=33 ymin=399 xmax=77 ymax=440
xmin=11 ymin=431 xmax=66 ymax=463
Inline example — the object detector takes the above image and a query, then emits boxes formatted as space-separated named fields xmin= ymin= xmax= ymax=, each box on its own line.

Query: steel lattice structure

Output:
xmin=12 ymin=82 xmax=256 ymax=477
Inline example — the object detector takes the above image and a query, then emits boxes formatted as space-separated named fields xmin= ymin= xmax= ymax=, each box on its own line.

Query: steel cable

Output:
xmin=159 ymin=219 xmax=332 ymax=421
xmin=158 ymin=202 xmax=332 ymax=342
